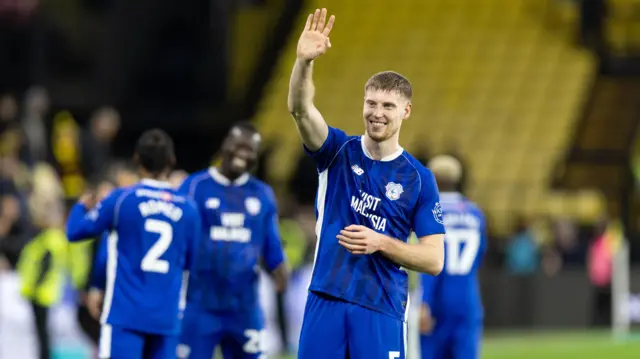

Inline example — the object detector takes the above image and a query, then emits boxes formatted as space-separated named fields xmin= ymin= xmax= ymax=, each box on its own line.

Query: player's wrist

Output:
xmin=296 ymin=57 xmax=314 ymax=66
xmin=377 ymin=233 xmax=395 ymax=254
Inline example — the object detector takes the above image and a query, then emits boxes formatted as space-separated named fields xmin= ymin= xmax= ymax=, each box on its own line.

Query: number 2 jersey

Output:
xmin=179 ymin=168 xmax=285 ymax=313
xmin=66 ymin=179 xmax=202 ymax=335
xmin=421 ymin=192 xmax=487 ymax=319
xmin=305 ymin=127 xmax=446 ymax=321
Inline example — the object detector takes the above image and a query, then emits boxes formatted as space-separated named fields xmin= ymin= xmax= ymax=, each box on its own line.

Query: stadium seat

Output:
xmin=256 ymin=0 xmax=597 ymax=236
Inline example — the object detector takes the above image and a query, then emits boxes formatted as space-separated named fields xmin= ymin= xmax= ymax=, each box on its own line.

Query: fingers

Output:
xmin=337 ymin=237 xmax=367 ymax=254
xmin=322 ymin=15 xmax=336 ymax=37
xmin=307 ymin=8 xmax=335 ymax=36
xmin=312 ymin=8 xmax=321 ymax=31
xmin=340 ymin=229 xmax=366 ymax=239
xmin=343 ymin=224 xmax=366 ymax=232
xmin=317 ymin=8 xmax=327 ymax=31
xmin=304 ymin=14 xmax=313 ymax=31
xmin=337 ymin=234 xmax=361 ymax=244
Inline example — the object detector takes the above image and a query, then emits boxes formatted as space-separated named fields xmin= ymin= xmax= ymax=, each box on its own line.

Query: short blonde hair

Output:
xmin=29 ymin=163 xmax=65 ymax=227
xmin=428 ymin=155 xmax=463 ymax=184
xmin=365 ymin=71 xmax=412 ymax=100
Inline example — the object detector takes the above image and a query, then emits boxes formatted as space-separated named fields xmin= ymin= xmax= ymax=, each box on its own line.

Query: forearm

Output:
xmin=66 ymin=204 xmax=103 ymax=242
xmin=288 ymin=59 xmax=315 ymax=114
xmin=270 ymin=262 xmax=289 ymax=293
xmin=380 ymin=235 xmax=444 ymax=275
xmin=287 ymin=59 xmax=328 ymax=151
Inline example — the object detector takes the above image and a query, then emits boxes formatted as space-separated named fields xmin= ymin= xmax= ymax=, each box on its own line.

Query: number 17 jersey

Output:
xmin=421 ymin=192 xmax=487 ymax=319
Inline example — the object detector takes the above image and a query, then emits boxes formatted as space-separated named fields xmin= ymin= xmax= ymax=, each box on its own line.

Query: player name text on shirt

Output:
xmin=138 ymin=200 xmax=184 ymax=222
xmin=442 ymin=212 xmax=480 ymax=228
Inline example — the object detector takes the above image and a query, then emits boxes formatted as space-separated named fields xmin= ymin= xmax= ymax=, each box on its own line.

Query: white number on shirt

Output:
xmin=141 ymin=219 xmax=173 ymax=274
xmin=389 ymin=351 xmax=401 ymax=359
xmin=444 ymin=229 xmax=481 ymax=275
xmin=243 ymin=329 xmax=266 ymax=358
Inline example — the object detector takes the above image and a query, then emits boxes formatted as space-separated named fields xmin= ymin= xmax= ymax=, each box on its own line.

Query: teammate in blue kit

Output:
xmin=177 ymin=122 xmax=288 ymax=359
xmin=66 ymin=129 xmax=202 ymax=359
xmin=289 ymin=8 xmax=446 ymax=359
xmin=419 ymin=155 xmax=487 ymax=359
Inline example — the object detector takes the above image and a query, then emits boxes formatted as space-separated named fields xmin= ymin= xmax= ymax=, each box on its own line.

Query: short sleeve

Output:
xmin=412 ymin=170 xmax=446 ymax=238
xmin=303 ymin=126 xmax=350 ymax=172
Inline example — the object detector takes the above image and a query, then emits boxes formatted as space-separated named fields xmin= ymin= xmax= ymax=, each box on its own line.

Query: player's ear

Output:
xmin=404 ymin=102 xmax=412 ymax=120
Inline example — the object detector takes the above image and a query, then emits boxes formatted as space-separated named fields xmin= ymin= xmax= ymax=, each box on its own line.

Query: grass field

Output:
xmin=269 ymin=331 xmax=640 ymax=359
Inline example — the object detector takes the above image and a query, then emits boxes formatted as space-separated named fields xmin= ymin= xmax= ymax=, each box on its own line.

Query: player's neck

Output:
xmin=139 ymin=169 xmax=169 ymax=183
xmin=216 ymin=166 xmax=241 ymax=182
xmin=362 ymin=133 xmax=402 ymax=161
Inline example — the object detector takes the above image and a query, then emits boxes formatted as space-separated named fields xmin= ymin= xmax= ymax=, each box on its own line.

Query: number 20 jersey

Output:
xmin=65 ymin=179 xmax=202 ymax=335
xmin=179 ymin=168 xmax=285 ymax=313
xmin=421 ymin=192 xmax=487 ymax=319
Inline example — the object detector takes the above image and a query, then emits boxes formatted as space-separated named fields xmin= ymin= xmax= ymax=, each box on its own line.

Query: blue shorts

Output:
xmin=420 ymin=318 xmax=482 ymax=359
xmin=298 ymin=291 xmax=406 ymax=359
xmin=98 ymin=324 xmax=178 ymax=359
xmin=178 ymin=305 xmax=265 ymax=359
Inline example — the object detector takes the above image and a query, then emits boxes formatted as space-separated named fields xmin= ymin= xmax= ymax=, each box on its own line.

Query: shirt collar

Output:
xmin=140 ymin=179 xmax=173 ymax=189
xmin=360 ymin=136 xmax=404 ymax=162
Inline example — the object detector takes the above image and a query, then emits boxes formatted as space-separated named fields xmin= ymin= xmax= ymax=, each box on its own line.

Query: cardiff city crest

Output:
xmin=385 ymin=182 xmax=404 ymax=201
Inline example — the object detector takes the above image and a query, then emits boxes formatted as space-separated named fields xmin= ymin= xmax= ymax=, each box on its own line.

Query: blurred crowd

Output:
xmin=0 ymin=84 xmax=626 ymax=358
xmin=0 ymin=82 xmax=624 ymax=283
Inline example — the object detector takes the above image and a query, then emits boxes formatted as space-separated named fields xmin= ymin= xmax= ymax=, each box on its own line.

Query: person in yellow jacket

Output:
xmin=17 ymin=163 xmax=68 ymax=359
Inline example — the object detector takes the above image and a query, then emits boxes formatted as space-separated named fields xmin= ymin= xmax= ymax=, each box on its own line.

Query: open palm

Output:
xmin=297 ymin=8 xmax=336 ymax=61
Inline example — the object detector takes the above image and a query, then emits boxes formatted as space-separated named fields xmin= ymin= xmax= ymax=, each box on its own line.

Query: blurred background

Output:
xmin=2 ymin=0 xmax=640 ymax=358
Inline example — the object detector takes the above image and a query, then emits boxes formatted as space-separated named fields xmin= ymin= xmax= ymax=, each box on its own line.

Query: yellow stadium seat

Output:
xmin=256 ymin=0 xmax=597 ymax=236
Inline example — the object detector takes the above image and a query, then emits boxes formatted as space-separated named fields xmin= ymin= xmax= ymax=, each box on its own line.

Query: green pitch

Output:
xmin=270 ymin=331 xmax=640 ymax=359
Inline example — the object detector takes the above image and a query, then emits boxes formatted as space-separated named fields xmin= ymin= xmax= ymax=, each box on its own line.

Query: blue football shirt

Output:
xmin=421 ymin=192 xmax=487 ymax=319
xmin=305 ymin=126 xmax=445 ymax=320
xmin=179 ymin=168 xmax=285 ymax=313
xmin=66 ymin=179 xmax=202 ymax=335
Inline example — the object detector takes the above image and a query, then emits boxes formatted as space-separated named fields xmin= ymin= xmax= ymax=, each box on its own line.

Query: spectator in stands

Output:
xmin=0 ymin=122 xmax=32 ymax=268
xmin=16 ymin=162 xmax=66 ymax=359
xmin=81 ymin=106 xmax=121 ymax=181
xmin=505 ymin=216 xmax=539 ymax=275
xmin=21 ymin=86 xmax=50 ymax=163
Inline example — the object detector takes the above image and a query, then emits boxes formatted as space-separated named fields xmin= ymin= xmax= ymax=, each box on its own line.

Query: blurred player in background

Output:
xmin=177 ymin=122 xmax=288 ymax=359
xmin=66 ymin=129 xmax=202 ymax=359
xmin=420 ymin=155 xmax=487 ymax=359
xmin=289 ymin=8 xmax=445 ymax=359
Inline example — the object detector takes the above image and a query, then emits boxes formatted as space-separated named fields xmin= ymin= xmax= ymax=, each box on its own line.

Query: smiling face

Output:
xmin=363 ymin=89 xmax=411 ymax=142
xmin=362 ymin=71 xmax=413 ymax=143
xmin=220 ymin=126 xmax=261 ymax=179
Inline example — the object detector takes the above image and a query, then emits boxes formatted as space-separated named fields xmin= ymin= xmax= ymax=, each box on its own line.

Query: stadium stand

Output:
xmin=255 ymin=0 xmax=601 ymax=235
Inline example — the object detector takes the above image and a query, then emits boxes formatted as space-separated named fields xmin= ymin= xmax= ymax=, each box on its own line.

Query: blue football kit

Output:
xmin=66 ymin=179 xmax=202 ymax=359
xmin=420 ymin=192 xmax=487 ymax=359
xmin=177 ymin=168 xmax=285 ymax=359
xmin=89 ymin=232 xmax=109 ymax=291
xmin=297 ymin=127 xmax=446 ymax=359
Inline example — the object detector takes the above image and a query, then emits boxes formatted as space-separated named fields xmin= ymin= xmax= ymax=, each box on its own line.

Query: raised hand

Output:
xmin=297 ymin=8 xmax=336 ymax=62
